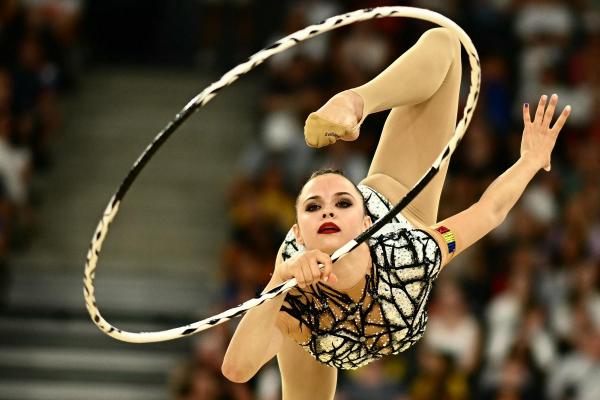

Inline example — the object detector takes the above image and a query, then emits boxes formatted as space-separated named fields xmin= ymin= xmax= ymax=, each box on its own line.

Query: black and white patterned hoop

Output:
xmin=84 ymin=6 xmax=480 ymax=343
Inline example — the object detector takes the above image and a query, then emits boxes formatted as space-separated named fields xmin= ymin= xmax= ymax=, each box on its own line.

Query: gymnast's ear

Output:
xmin=363 ymin=215 xmax=372 ymax=229
xmin=292 ymin=223 xmax=304 ymax=245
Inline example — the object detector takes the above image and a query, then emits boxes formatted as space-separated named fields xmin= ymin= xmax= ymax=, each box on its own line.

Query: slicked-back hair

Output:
xmin=295 ymin=168 xmax=367 ymax=218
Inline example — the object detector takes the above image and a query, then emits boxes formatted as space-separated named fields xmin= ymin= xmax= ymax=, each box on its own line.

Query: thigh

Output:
xmin=277 ymin=336 xmax=337 ymax=400
xmin=360 ymin=56 xmax=462 ymax=226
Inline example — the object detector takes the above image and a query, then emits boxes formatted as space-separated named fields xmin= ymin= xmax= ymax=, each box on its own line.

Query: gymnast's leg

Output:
xmin=355 ymin=27 xmax=462 ymax=226
xmin=307 ymin=27 xmax=462 ymax=226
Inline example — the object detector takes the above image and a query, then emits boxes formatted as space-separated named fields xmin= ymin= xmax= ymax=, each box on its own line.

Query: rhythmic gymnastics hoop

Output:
xmin=84 ymin=6 xmax=480 ymax=343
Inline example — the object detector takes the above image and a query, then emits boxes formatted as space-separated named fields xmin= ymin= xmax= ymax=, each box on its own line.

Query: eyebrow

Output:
xmin=303 ymin=192 xmax=355 ymax=204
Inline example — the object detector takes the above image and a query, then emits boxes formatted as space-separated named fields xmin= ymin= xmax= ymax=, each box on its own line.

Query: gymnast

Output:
xmin=221 ymin=27 xmax=571 ymax=398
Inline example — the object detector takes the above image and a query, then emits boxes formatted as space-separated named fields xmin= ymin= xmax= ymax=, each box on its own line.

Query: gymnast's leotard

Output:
xmin=280 ymin=185 xmax=442 ymax=370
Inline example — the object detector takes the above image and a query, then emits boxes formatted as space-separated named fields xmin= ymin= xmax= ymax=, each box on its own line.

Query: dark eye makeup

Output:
xmin=306 ymin=203 xmax=321 ymax=212
xmin=305 ymin=198 xmax=353 ymax=212
xmin=336 ymin=199 xmax=352 ymax=208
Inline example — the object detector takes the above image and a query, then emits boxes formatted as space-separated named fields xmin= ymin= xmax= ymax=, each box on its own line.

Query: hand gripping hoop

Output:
xmin=84 ymin=6 xmax=480 ymax=343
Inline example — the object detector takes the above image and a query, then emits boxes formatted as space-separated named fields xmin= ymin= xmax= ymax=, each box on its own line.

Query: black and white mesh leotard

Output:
xmin=280 ymin=185 xmax=442 ymax=370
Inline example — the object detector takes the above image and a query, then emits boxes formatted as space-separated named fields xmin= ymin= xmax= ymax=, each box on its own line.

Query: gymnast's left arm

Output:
xmin=420 ymin=94 xmax=571 ymax=269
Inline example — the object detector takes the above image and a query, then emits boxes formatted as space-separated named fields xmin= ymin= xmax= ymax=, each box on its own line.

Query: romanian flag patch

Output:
xmin=434 ymin=225 xmax=456 ymax=254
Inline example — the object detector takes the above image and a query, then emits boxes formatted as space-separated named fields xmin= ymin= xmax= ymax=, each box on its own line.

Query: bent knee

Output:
xmin=422 ymin=27 xmax=461 ymax=60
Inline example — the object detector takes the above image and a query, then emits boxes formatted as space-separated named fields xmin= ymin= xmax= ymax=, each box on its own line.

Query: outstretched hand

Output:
xmin=521 ymin=94 xmax=571 ymax=172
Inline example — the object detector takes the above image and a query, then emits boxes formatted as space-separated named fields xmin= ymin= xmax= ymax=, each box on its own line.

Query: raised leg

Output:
xmin=354 ymin=28 xmax=462 ymax=226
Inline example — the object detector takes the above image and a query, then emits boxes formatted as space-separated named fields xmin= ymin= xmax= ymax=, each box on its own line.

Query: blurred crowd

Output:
xmin=4 ymin=1 xmax=596 ymax=399
xmin=0 ymin=0 xmax=81 ymax=306
xmin=172 ymin=1 xmax=599 ymax=400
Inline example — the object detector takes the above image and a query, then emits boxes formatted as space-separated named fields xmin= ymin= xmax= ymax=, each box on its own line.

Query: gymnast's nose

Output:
xmin=322 ymin=212 xmax=334 ymax=218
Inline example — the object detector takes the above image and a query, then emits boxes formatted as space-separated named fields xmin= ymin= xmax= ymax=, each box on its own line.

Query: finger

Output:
xmin=550 ymin=105 xmax=572 ymax=135
xmin=318 ymin=251 xmax=333 ymax=266
xmin=328 ymin=272 xmax=338 ymax=284
xmin=297 ymin=262 xmax=309 ymax=288
xmin=542 ymin=94 xmax=558 ymax=129
xmin=308 ymin=256 xmax=321 ymax=278
xmin=302 ymin=263 xmax=316 ymax=287
xmin=318 ymin=255 xmax=334 ymax=282
xmin=534 ymin=95 xmax=547 ymax=125
xmin=302 ymin=261 xmax=316 ymax=286
xmin=316 ymin=263 xmax=327 ymax=281
xmin=309 ymin=261 xmax=321 ymax=284
xmin=523 ymin=103 xmax=531 ymax=124
xmin=317 ymin=262 xmax=333 ymax=282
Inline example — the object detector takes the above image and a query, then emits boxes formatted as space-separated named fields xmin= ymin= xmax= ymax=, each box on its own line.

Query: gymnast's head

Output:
xmin=293 ymin=168 xmax=371 ymax=254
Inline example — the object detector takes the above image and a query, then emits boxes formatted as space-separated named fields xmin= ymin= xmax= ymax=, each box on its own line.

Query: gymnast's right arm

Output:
xmin=221 ymin=244 xmax=334 ymax=383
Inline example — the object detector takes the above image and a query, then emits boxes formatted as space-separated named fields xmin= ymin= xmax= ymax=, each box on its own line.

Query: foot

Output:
xmin=304 ymin=90 xmax=364 ymax=148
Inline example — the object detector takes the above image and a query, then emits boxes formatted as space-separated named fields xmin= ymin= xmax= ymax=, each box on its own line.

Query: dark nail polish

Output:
xmin=525 ymin=103 xmax=529 ymax=107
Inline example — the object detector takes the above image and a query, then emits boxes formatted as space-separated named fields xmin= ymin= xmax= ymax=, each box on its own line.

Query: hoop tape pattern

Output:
xmin=84 ymin=6 xmax=480 ymax=343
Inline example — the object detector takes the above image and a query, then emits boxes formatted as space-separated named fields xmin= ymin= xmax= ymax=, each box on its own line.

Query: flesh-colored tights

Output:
xmin=353 ymin=27 xmax=462 ymax=227
xmin=278 ymin=28 xmax=463 ymax=400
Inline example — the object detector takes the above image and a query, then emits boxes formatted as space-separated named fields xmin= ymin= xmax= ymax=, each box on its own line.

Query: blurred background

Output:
xmin=0 ymin=0 xmax=598 ymax=399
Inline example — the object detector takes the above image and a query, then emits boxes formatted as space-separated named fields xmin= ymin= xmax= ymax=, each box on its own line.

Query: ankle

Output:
xmin=345 ymin=90 xmax=364 ymax=124
xmin=329 ymin=90 xmax=363 ymax=127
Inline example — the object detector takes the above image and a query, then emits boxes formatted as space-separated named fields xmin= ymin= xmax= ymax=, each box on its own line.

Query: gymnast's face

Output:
xmin=294 ymin=174 xmax=372 ymax=254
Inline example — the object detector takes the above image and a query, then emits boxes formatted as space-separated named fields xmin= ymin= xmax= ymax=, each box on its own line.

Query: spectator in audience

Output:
xmin=338 ymin=360 xmax=406 ymax=400
xmin=410 ymin=347 xmax=469 ymax=400
xmin=425 ymin=278 xmax=481 ymax=373
xmin=552 ymin=260 xmax=600 ymax=346
xmin=0 ymin=0 xmax=76 ymax=261
xmin=480 ymin=349 xmax=546 ymax=400
xmin=547 ymin=327 xmax=600 ymax=400
xmin=485 ymin=260 xmax=557 ymax=373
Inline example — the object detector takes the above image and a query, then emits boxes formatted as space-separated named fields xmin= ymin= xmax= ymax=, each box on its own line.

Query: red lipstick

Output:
xmin=318 ymin=222 xmax=340 ymax=234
